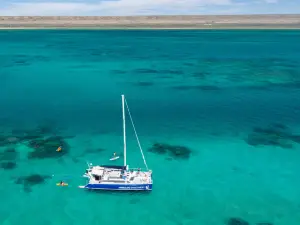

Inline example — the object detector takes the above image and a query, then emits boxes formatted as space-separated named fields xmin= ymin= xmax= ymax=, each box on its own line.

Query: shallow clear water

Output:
xmin=1 ymin=29 xmax=300 ymax=225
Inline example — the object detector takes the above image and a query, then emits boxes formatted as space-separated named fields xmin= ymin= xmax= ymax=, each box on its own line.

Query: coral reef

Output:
xmin=246 ymin=123 xmax=300 ymax=149
xmin=0 ymin=124 xmax=58 ymax=147
xmin=11 ymin=124 xmax=56 ymax=142
xmin=0 ymin=148 xmax=18 ymax=161
xmin=148 ymin=143 xmax=192 ymax=159
xmin=27 ymin=136 xmax=69 ymax=159
xmin=15 ymin=174 xmax=52 ymax=192
xmin=0 ymin=161 xmax=17 ymax=170
xmin=0 ymin=135 xmax=16 ymax=147
xmin=0 ymin=148 xmax=18 ymax=170
xmin=227 ymin=217 xmax=249 ymax=225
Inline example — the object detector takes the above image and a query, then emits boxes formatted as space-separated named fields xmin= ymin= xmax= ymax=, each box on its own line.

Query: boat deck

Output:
xmin=86 ymin=166 xmax=152 ymax=185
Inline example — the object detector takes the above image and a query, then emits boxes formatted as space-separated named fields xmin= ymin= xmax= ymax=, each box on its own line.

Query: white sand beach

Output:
xmin=0 ymin=14 xmax=299 ymax=29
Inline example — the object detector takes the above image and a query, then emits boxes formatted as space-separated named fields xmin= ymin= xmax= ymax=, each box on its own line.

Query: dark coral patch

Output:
xmin=15 ymin=174 xmax=52 ymax=192
xmin=35 ymin=124 xmax=57 ymax=134
xmin=194 ymin=85 xmax=221 ymax=91
xmin=252 ymin=126 xmax=288 ymax=137
xmin=0 ymin=148 xmax=18 ymax=161
xmin=183 ymin=62 xmax=195 ymax=66
xmin=160 ymin=69 xmax=184 ymax=75
xmin=227 ymin=217 xmax=249 ymax=225
xmin=0 ymin=135 xmax=12 ymax=147
xmin=0 ymin=148 xmax=18 ymax=170
xmin=290 ymin=135 xmax=300 ymax=144
xmin=133 ymin=68 xmax=159 ymax=74
xmin=10 ymin=54 xmax=50 ymax=67
xmin=192 ymin=71 xmax=210 ymax=79
xmin=246 ymin=132 xmax=293 ymax=149
xmin=171 ymin=85 xmax=194 ymax=91
xmin=246 ymin=123 xmax=300 ymax=149
xmin=148 ymin=143 xmax=168 ymax=155
xmin=11 ymin=125 xmax=55 ymax=142
xmin=111 ymin=69 xmax=127 ymax=74
xmin=27 ymin=136 xmax=69 ymax=159
xmin=1 ymin=161 xmax=17 ymax=170
xmin=270 ymin=123 xmax=288 ymax=130
xmin=148 ymin=143 xmax=192 ymax=159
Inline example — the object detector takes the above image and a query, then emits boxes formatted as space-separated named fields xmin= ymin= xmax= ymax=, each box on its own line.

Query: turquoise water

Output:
xmin=1 ymin=30 xmax=300 ymax=225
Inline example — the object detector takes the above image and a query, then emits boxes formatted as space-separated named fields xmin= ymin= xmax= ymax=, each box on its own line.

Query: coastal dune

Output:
xmin=0 ymin=14 xmax=300 ymax=29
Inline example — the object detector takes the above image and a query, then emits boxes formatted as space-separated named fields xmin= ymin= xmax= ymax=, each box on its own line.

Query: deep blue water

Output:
xmin=1 ymin=30 xmax=300 ymax=225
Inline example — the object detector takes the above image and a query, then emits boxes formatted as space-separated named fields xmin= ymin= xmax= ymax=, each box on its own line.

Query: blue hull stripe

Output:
xmin=84 ymin=183 xmax=152 ymax=191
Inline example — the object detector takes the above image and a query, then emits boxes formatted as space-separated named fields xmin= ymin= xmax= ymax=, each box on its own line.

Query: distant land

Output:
xmin=0 ymin=14 xmax=300 ymax=29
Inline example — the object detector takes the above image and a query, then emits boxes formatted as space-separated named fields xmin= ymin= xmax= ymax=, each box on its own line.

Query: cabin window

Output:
xmin=93 ymin=175 xmax=100 ymax=181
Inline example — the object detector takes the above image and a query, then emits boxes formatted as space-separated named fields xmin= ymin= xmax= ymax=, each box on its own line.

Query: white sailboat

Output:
xmin=79 ymin=95 xmax=153 ymax=191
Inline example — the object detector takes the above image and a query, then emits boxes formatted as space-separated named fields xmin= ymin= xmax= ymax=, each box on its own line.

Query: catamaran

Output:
xmin=79 ymin=95 xmax=153 ymax=191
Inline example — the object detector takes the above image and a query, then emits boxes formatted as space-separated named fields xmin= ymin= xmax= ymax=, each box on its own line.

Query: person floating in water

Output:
xmin=56 ymin=146 xmax=62 ymax=152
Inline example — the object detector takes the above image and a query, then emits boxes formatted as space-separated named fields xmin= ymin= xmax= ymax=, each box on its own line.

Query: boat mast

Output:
xmin=122 ymin=95 xmax=127 ymax=167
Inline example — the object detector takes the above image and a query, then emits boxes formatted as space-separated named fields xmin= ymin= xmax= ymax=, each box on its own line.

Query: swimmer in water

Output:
xmin=113 ymin=152 xmax=117 ymax=157
xmin=56 ymin=146 xmax=62 ymax=152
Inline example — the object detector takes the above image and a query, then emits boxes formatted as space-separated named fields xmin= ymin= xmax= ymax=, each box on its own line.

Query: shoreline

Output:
xmin=0 ymin=14 xmax=299 ymax=30
xmin=1 ymin=26 xmax=300 ymax=30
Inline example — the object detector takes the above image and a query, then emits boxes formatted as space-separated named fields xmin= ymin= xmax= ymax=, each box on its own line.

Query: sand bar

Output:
xmin=0 ymin=15 xmax=300 ymax=29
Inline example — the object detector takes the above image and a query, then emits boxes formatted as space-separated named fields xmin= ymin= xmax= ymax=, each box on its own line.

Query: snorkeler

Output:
xmin=57 ymin=181 xmax=68 ymax=186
